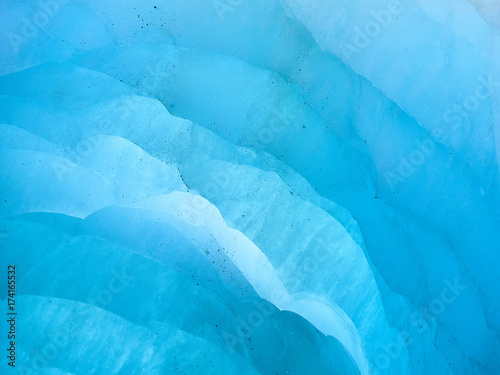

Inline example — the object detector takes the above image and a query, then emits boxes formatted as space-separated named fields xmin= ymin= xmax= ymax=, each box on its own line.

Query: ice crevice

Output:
xmin=1 ymin=1 xmax=499 ymax=374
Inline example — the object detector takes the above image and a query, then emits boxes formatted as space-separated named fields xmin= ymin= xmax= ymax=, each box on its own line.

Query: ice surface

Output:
xmin=1 ymin=0 xmax=499 ymax=374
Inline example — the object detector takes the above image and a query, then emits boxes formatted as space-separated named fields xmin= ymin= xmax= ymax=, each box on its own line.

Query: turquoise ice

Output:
xmin=1 ymin=0 xmax=499 ymax=374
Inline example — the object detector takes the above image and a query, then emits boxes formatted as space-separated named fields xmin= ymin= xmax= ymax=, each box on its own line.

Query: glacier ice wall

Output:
xmin=1 ymin=0 xmax=499 ymax=374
